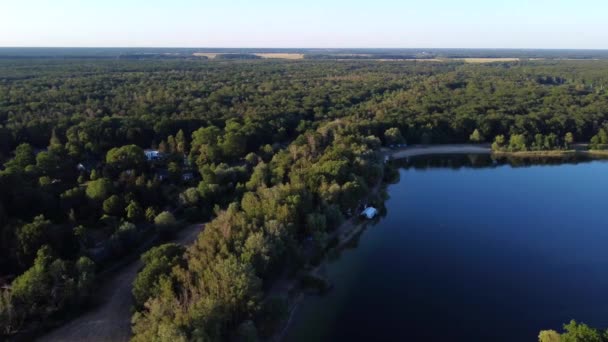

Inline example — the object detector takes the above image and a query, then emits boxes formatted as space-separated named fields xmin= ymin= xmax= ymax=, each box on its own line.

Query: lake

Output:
xmin=285 ymin=155 xmax=608 ymax=342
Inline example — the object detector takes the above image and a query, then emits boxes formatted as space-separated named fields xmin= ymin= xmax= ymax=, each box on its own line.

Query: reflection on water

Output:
xmin=285 ymin=155 xmax=608 ymax=342
xmin=394 ymin=153 xmax=598 ymax=170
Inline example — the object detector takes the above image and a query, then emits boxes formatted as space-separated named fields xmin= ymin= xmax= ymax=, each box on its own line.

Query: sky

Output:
xmin=1 ymin=0 xmax=607 ymax=49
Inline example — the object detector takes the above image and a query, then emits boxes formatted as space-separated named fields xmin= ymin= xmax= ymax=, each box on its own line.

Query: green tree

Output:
xmin=154 ymin=211 xmax=177 ymax=238
xmin=179 ymin=188 xmax=199 ymax=207
xmin=5 ymin=143 xmax=35 ymax=171
xmin=469 ymin=129 xmax=484 ymax=143
xmin=538 ymin=330 xmax=560 ymax=342
xmin=103 ymin=194 xmax=124 ymax=216
xmin=89 ymin=169 xmax=98 ymax=180
xmin=126 ymin=200 xmax=144 ymax=222
xmin=16 ymin=215 xmax=51 ymax=266
xmin=175 ymin=129 xmax=188 ymax=154
xmin=508 ymin=134 xmax=527 ymax=152
xmin=49 ymin=128 xmax=62 ymax=147
xmin=106 ymin=145 xmax=146 ymax=170
xmin=10 ymin=246 xmax=54 ymax=318
xmin=564 ymin=132 xmax=574 ymax=149
xmin=132 ymin=243 xmax=185 ymax=308
xmin=491 ymin=135 xmax=506 ymax=151
xmin=384 ymin=127 xmax=405 ymax=145
xmin=86 ymin=178 xmax=113 ymax=201
xmin=561 ymin=320 xmax=607 ymax=342
xmin=145 ymin=207 xmax=158 ymax=222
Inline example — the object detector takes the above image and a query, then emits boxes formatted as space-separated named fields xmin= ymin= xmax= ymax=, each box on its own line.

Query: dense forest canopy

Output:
xmin=2 ymin=57 xmax=608 ymax=339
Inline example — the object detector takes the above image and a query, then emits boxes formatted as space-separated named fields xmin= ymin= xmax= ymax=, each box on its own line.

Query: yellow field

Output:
xmin=254 ymin=53 xmax=304 ymax=59
xmin=193 ymin=53 xmax=219 ymax=59
xmin=193 ymin=52 xmax=304 ymax=60
xmin=192 ymin=54 xmax=521 ymax=63
xmin=462 ymin=58 xmax=520 ymax=63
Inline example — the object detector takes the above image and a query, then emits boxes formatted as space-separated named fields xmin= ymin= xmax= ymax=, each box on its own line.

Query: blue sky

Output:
xmin=1 ymin=0 xmax=607 ymax=48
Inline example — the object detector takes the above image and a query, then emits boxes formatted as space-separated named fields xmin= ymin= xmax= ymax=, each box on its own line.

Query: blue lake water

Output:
xmin=285 ymin=156 xmax=608 ymax=342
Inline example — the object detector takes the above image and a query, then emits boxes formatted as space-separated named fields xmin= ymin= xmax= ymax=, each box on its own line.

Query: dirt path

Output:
xmin=38 ymin=223 xmax=204 ymax=342
xmin=387 ymin=144 xmax=491 ymax=159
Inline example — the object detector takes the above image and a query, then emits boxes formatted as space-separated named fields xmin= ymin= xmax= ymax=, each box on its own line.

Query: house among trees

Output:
xmin=144 ymin=149 xmax=162 ymax=161
xmin=182 ymin=172 xmax=194 ymax=181
xmin=361 ymin=206 xmax=378 ymax=219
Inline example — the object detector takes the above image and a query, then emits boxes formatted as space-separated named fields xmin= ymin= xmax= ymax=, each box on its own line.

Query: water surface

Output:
xmin=286 ymin=155 xmax=608 ymax=342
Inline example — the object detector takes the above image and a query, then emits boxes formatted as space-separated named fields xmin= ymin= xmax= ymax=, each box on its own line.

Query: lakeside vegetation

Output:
xmin=2 ymin=56 xmax=608 ymax=339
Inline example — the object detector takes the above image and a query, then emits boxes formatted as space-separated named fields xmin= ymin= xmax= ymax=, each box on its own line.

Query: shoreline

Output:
xmin=493 ymin=149 xmax=608 ymax=158
xmin=273 ymin=143 xmax=607 ymax=341
xmin=385 ymin=144 xmax=491 ymax=160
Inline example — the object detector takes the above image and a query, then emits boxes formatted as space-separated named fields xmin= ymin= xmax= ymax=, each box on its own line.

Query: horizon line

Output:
xmin=2 ymin=46 xmax=608 ymax=51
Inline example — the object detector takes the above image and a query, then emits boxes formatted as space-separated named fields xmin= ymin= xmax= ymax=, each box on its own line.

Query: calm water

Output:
xmin=286 ymin=155 xmax=608 ymax=342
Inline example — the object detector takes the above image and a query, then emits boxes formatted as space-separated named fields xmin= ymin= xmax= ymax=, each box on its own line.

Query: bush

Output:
xmin=154 ymin=211 xmax=177 ymax=239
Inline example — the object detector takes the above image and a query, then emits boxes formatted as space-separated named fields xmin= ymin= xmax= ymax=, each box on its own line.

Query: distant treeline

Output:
xmin=4 ymin=48 xmax=608 ymax=60
xmin=117 ymin=54 xmax=208 ymax=60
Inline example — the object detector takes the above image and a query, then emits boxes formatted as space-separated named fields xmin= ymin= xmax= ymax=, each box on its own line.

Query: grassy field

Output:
xmin=462 ymin=58 xmax=521 ymax=63
xmin=254 ymin=53 xmax=304 ymax=59
xmin=192 ymin=52 xmax=304 ymax=60
xmin=191 ymin=54 xmax=523 ymax=63
xmin=192 ymin=52 xmax=219 ymax=59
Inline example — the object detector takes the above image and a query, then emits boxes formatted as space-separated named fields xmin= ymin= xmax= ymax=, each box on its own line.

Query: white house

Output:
xmin=144 ymin=149 xmax=162 ymax=161
xmin=361 ymin=207 xmax=378 ymax=219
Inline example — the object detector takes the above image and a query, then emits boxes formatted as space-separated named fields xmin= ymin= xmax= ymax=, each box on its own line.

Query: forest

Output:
xmin=2 ymin=58 xmax=608 ymax=340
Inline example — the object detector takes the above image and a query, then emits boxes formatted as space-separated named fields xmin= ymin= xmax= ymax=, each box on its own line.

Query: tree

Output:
xmin=49 ymin=128 xmax=62 ymax=147
xmin=168 ymin=161 xmax=181 ymax=182
xmin=4 ymin=143 xmax=35 ymax=171
xmin=469 ymin=129 xmax=484 ymax=143
xmin=564 ymin=132 xmax=574 ymax=149
xmin=10 ymin=246 xmax=54 ymax=318
xmin=560 ymin=320 xmax=607 ymax=342
xmin=154 ymin=211 xmax=177 ymax=227
xmin=491 ymin=135 xmax=506 ymax=151
xmin=36 ymin=150 xmax=64 ymax=178
xmin=591 ymin=129 xmax=608 ymax=149
xmin=89 ymin=169 xmax=99 ymax=180
xmin=175 ymin=129 xmax=188 ymax=154
xmin=106 ymin=145 xmax=146 ymax=171
xmin=179 ymin=188 xmax=199 ymax=207
xmin=103 ymin=195 xmax=124 ymax=216
xmin=0 ymin=289 xmax=18 ymax=335
xmin=126 ymin=200 xmax=144 ymax=222
xmin=132 ymin=243 xmax=184 ymax=307
xmin=86 ymin=178 xmax=113 ymax=201
xmin=384 ymin=127 xmax=405 ymax=145
xmin=538 ymin=320 xmax=608 ymax=342
xmin=75 ymin=257 xmax=96 ymax=299
xmin=533 ymin=134 xmax=545 ymax=151
xmin=113 ymin=222 xmax=138 ymax=245
xmin=508 ymin=134 xmax=527 ymax=152
xmin=201 ymin=256 xmax=262 ymax=326
xmin=154 ymin=211 xmax=177 ymax=238
xmin=16 ymin=215 xmax=51 ymax=266
xmin=145 ymin=207 xmax=158 ymax=222
xmin=538 ymin=330 xmax=561 ymax=342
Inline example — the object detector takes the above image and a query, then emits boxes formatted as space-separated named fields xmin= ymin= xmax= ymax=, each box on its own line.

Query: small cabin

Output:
xmin=361 ymin=207 xmax=378 ymax=219
xmin=144 ymin=150 xmax=162 ymax=161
